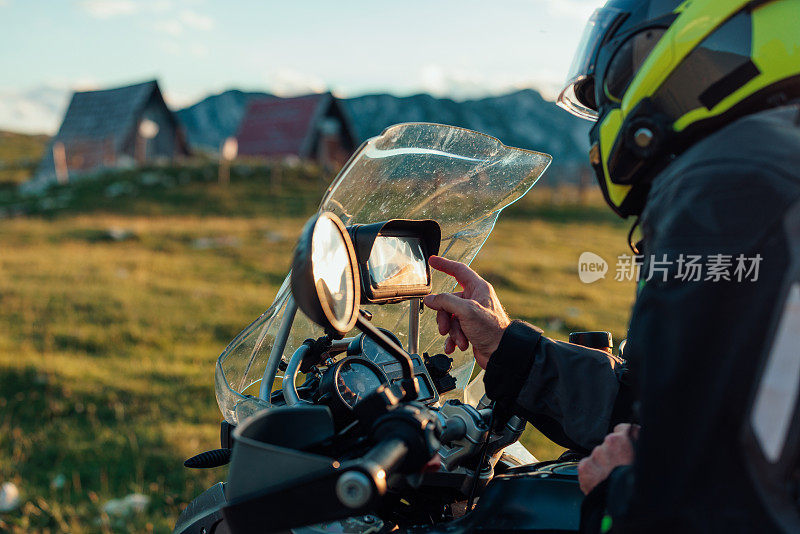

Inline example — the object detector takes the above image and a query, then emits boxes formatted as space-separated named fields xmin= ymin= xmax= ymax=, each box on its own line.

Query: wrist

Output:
xmin=483 ymin=320 xmax=543 ymax=405
xmin=487 ymin=321 xmax=510 ymax=354
xmin=498 ymin=314 xmax=511 ymax=331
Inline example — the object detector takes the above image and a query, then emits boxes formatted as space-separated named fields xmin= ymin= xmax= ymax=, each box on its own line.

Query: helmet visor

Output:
xmin=558 ymin=7 xmax=625 ymax=121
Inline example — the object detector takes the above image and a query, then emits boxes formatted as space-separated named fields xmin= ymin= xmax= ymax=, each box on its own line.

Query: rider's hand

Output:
xmin=422 ymin=256 xmax=511 ymax=369
xmin=578 ymin=423 xmax=638 ymax=495
xmin=422 ymin=453 xmax=442 ymax=473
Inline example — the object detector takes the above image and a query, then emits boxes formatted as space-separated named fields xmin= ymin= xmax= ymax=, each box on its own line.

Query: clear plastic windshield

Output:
xmin=216 ymin=123 xmax=551 ymax=424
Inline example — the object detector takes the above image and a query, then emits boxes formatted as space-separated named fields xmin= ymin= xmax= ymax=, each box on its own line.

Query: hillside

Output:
xmin=0 ymin=130 xmax=49 ymax=187
xmin=0 ymin=161 xmax=326 ymax=219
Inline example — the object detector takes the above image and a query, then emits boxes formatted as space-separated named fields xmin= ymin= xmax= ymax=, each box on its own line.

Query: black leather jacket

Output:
xmin=484 ymin=104 xmax=800 ymax=532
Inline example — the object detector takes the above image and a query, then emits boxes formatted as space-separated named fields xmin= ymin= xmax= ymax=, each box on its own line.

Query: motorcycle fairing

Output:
xmin=215 ymin=123 xmax=552 ymax=424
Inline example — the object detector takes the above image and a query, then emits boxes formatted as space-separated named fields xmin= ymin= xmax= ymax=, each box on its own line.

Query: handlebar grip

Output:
xmin=440 ymin=417 xmax=468 ymax=443
xmin=364 ymin=439 xmax=409 ymax=475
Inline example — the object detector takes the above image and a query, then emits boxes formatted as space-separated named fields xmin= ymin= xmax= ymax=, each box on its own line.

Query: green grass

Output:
xmin=0 ymin=164 xmax=635 ymax=532
xmin=0 ymin=131 xmax=49 ymax=189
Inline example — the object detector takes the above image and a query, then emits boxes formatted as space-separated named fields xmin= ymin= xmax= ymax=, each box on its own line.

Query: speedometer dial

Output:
xmin=336 ymin=360 xmax=385 ymax=407
xmin=355 ymin=329 xmax=403 ymax=365
xmin=317 ymin=357 xmax=389 ymax=416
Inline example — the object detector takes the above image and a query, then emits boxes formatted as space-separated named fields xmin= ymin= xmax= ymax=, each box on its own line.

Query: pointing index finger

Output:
xmin=429 ymin=256 xmax=483 ymax=289
xmin=423 ymin=292 xmax=473 ymax=318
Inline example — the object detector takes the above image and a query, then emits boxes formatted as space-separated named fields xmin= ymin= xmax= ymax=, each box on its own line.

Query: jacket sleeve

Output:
xmin=483 ymin=320 xmax=621 ymax=452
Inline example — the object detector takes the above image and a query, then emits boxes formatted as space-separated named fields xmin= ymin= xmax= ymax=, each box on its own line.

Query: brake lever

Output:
xmin=487 ymin=415 xmax=526 ymax=457
xmin=475 ymin=394 xmax=525 ymax=456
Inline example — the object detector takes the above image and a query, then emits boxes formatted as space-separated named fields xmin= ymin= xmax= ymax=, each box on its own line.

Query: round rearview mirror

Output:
xmin=291 ymin=212 xmax=360 ymax=335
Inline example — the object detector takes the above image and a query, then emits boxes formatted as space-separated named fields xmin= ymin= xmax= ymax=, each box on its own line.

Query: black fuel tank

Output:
xmin=419 ymin=461 xmax=584 ymax=533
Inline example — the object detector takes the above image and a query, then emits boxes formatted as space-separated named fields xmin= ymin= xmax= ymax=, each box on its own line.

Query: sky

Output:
xmin=0 ymin=0 xmax=598 ymax=133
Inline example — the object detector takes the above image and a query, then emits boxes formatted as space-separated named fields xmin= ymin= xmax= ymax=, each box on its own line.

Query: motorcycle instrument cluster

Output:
xmin=315 ymin=329 xmax=442 ymax=419
xmin=317 ymin=357 xmax=388 ymax=412
xmin=348 ymin=330 xmax=439 ymax=404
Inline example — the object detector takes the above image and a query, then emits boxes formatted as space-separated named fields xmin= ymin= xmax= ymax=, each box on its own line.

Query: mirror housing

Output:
xmin=291 ymin=212 xmax=360 ymax=336
xmin=290 ymin=211 xmax=421 ymax=401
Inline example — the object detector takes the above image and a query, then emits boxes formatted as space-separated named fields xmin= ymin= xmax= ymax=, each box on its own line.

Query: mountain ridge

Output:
xmin=0 ymin=86 xmax=592 ymax=183
xmin=176 ymin=88 xmax=591 ymax=178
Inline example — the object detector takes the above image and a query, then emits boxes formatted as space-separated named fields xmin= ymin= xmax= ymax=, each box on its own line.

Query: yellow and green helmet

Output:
xmin=558 ymin=0 xmax=800 ymax=217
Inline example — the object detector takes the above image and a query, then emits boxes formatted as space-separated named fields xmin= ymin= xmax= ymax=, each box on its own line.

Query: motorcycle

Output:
xmin=175 ymin=123 xmax=590 ymax=534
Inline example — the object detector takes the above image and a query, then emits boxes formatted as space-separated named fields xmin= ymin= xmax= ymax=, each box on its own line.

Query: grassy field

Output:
xmin=0 ymin=131 xmax=49 ymax=189
xmin=0 ymin=164 xmax=635 ymax=532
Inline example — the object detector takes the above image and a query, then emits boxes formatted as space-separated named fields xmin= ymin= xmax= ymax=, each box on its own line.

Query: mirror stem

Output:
xmin=408 ymin=297 xmax=420 ymax=355
xmin=356 ymin=311 xmax=419 ymax=401
xmin=260 ymin=295 xmax=298 ymax=400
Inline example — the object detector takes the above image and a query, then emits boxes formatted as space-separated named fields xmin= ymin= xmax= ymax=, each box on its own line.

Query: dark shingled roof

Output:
xmin=29 ymin=80 xmax=188 ymax=190
xmin=55 ymin=80 xmax=161 ymax=147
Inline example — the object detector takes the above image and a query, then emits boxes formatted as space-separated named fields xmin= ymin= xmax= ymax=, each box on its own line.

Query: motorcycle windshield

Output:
xmin=216 ymin=123 xmax=551 ymax=424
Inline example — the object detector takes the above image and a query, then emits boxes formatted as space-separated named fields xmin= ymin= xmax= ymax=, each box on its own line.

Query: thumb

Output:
xmin=423 ymin=293 xmax=474 ymax=318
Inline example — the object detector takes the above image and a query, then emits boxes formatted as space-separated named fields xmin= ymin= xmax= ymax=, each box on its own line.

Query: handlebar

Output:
xmin=282 ymin=344 xmax=310 ymax=406
xmin=364 ymin=438 xmax=409 ymax=475
xmin=332 ymin=438 xmax=411 ymax=510
xmin=282 ymin=337 xmax=356 ymax=406
xmin=440 ymin=417 xmax=468 ymax=443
